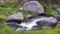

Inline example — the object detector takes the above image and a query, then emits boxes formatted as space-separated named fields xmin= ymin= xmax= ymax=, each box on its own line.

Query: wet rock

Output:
xmin=7 ymin=12 xmax=24 ymax=24
xmin=32 ymin=25 xmax=41 ymax=30
xmin=19 ymin=1 xmax=44 ymax=14
xmin=36 ymin=17 xmax=57 ymax=28
xmin=6 ymin=22 xmax=22 ymax=29
xmin=45 ymin=17 xmax=57 ymax=23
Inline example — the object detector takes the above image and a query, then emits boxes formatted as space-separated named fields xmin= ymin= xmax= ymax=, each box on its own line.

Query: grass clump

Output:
xmin=0 ymin=24 xmax=60 ymax=34
xmin=0 ymin=15 xmax=7 ymax=21
xmin=41 ymin=2 xmax=58 ymax=17
xmin=22 ymin=10 xmax=39 ymax=21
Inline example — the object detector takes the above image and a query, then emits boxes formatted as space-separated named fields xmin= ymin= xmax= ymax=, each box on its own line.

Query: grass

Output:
xmin=22 ymin=10 xmax=39 ymax=21
xmin=0 ymin=24 xmax=60 ymax=34
xmin=41 ymin=2 xmax=58 ymax=17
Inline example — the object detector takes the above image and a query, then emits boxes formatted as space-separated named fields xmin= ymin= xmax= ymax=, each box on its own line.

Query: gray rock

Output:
xmin=45 ymin=17 xmax=57 ymax=23
xmin=19 ymin=1 xmax=44 ymax=14
xmin=36 ymin=17 xmax=57 ymax=28
xmin=7 ymin=12 xmax=24 ymax=24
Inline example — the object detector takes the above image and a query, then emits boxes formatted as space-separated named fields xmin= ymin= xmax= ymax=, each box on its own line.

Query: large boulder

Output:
xmin=19 ymin=1 xmax=44 ymax=14
xmin=7 ymin=12 xmax=24 ymax=24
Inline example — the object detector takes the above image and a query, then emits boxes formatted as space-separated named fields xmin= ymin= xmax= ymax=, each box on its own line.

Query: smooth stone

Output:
xmin=19 ymin=1 xmax=44 ymax=14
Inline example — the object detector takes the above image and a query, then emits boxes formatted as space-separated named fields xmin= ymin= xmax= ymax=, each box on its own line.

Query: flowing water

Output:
xmin=17 ymin=16 xmax=48 ymax=31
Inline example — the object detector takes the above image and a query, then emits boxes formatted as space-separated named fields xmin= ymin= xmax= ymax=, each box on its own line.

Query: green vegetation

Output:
xmin=41 ymin=2 xmax=58 ymax=17
xmin=0 ymin=15 xmax=6 ymax=21
xmin=0 ymin=2 xmax=20 ymax=21
xmin=0 ymin=24 xmax=60 ymax=34
xmin=22 ymin=10 xmax=39 ymax=21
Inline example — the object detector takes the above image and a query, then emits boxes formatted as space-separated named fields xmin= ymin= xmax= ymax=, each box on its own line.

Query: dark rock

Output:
xmin=6 ymin=22 xmax=22 ymax=29
xmin=36 ymin=17 xmax=57 ymax=28
xmin=32 ymin=25 xmax=41 ymax=30
xmin=6 ymin=19 xmax=23 ymax=24
xmin=36 ymin=21 xmax=57 ymax=28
